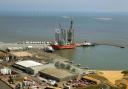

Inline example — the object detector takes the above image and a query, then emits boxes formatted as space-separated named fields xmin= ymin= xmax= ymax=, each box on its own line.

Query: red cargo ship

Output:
xmin=52 ymin=43 xmax=75 ymax=50
xmin=51 ymin=19 xmax=76 ymax=50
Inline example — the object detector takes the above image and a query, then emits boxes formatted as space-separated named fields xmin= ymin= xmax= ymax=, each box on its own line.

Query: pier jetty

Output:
xmin=94 ymin=42 xmax=125 ymax=48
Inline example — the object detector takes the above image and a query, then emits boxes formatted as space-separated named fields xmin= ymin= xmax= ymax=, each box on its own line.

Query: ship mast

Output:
xmin=67 ymin=19 xmax=74 ymax=44
xmin=55 ymin=19 xmax=74 ymax=45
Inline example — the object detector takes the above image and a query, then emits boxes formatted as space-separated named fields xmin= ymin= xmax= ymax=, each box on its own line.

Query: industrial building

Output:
xmin=38 ymin=61 xmax=85 ymax=82
xmin=13 ymin=60 xmax=43 ymax=75
xmin=39 ymin=66 xmax=78 ymax=82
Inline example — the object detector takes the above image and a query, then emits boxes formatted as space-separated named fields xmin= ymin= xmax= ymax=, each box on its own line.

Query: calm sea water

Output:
xmin=0 ymin=12 xmax=128 ymax=70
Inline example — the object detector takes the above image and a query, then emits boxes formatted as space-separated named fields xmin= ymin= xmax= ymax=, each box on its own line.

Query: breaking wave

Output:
xmin=95 ymin=17 xmax=112 ymax=21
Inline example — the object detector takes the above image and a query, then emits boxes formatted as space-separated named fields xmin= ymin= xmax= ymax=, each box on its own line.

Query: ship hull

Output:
xmin=51 ymin=44 xmax=75 ymax=50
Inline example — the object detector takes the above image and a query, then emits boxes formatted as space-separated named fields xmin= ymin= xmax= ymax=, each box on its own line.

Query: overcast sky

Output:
xmin=0 ymin=0 xmax=128 ymax=12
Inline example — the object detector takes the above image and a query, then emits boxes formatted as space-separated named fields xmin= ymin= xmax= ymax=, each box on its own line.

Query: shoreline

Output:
xmin=0 ymin=41 xmax=127 ymax=48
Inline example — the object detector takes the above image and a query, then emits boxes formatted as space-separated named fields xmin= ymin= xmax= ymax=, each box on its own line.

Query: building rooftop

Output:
xmin=16 ymin=60 xmax=43 ymax=67
xmin=40 ymin=67 xmax=75 ymax=79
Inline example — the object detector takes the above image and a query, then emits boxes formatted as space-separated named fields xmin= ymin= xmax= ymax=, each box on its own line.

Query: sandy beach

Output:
xmin=99 ymin=70 xmax=123 ymax=84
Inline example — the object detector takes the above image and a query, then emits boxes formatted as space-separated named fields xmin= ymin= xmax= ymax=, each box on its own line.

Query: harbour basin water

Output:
xmin=54 ymin=45 xmax=128 ymax=70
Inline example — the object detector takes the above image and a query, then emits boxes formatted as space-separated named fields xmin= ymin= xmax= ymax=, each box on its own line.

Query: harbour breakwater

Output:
xmin=0 ymin=40 xmax=126 ymax=51
xmin=93 ymin=42 xmax=125 ymax=48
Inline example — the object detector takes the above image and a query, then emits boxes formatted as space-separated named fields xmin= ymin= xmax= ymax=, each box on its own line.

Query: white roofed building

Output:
xmin=13 ymin=60 xmax=43 ymax=75
xmin=15 ymin=60 xmax=42 ymax=67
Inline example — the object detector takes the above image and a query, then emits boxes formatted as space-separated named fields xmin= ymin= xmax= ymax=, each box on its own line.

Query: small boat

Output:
xmin=120 ymin=46 xmax=125 ymax=48
xmin=43 ymin=46 xmax=54 ymax=53
xmin=80 ymin=66 xmax=89 ymax=69
xmin=77 ymin=64 xmax=81 ymax=66
xmin=81 ymin=41 xmax=95 ymax=47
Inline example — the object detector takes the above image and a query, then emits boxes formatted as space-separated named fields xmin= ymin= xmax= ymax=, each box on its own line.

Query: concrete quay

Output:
xmin=0 ymin=42 xmax=48 ymax=50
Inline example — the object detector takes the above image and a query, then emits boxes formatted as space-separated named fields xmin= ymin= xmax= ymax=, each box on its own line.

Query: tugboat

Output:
xmin=51 ymin=20 xmax=76 ymax=50
xmin=81 ymin=41 xmax=95 ymax=47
